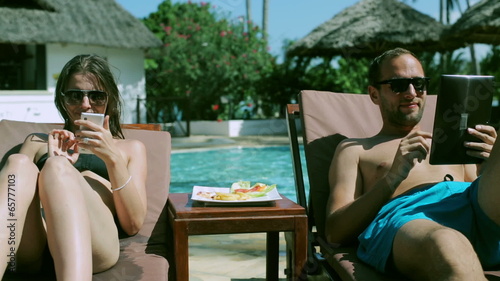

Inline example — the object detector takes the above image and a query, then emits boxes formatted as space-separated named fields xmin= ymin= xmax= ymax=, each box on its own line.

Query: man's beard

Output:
xmin=387 ymin=108 xmax=424 ymax=127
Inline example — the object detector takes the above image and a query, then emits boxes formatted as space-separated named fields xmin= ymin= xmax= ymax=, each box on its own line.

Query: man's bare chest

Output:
xmin=358 ymin=141 xmax=465 ymax=192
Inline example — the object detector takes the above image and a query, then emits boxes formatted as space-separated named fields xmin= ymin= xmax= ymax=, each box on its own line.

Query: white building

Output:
xmin=0 ymin=0 xmax=161 ymax=124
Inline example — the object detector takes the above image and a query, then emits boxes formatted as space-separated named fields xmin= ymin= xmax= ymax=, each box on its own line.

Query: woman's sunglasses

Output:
xmin=61 ymin=90 xmax=108 ymax=106
xmin=376 ymin=77 xmax=430 ymax=93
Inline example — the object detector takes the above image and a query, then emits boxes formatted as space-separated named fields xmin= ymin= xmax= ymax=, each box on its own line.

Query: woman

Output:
xmin=0 ymin=54 xmax=147 ymax=281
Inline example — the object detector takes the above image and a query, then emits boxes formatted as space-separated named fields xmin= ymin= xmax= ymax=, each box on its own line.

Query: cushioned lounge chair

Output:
xmin=0 ymin=119 xmax=171 ymax=281
xmin=286 ymin=90 xmax=500 ymax=281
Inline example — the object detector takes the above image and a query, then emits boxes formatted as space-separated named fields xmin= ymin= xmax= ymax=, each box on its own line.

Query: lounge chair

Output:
xmin=286 ymin=90 xmax=500 ymax=280
xmin=0 ymin=119 xmax=171 ymax=281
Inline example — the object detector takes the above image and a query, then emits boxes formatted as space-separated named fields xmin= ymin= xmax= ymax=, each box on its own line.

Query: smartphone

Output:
xmin=79 ymin=113 xmax=104 ymax=154
xmin=80 ymin=112 xmax=104 ymax=131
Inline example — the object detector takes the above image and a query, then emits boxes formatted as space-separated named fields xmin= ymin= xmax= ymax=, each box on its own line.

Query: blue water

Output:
xmin=169 ymin=146 xmax=309 ymax=202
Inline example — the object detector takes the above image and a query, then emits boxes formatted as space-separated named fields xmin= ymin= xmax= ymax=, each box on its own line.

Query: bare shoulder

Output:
xmin=336 ymin=137 xmax=371 ymax=154
xmin=335 ymin=135 xmax=398 ymax=165
xmin=115 ymin=138 xmax=146 ymax=155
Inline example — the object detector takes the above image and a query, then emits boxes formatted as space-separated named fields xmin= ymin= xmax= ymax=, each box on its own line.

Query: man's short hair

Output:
xmin=368 ymin=48 xmax=421 ymax=88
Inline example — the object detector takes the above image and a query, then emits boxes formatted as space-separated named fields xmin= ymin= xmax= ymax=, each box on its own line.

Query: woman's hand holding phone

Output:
xmin=75 ymin=113 xmax=105 ymax=154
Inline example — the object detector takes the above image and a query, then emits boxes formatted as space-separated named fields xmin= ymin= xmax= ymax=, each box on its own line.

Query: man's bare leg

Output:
xmin=392 ymin=219 xmax=486 ymax=281
xmin=478 ymin=128 xmax=500 ymax=225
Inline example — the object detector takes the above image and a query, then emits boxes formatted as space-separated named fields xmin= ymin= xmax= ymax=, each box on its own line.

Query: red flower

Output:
xmin=220 ymin=31 xmax=227 ymax=37
xmin=212 ymin=104 xmax=220 ymax=111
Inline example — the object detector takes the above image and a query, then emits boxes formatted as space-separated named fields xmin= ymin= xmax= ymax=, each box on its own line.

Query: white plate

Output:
xmin=191 ymin=185 xmax=282 ymax=204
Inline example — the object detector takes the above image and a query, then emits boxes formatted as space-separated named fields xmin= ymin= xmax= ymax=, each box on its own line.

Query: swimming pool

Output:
xmin=169 ymin=146 xmax=309 ymax=202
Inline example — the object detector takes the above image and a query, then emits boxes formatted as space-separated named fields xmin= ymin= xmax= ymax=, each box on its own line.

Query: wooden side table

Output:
xmin=167 ymin=193 xmax=307 ymax=281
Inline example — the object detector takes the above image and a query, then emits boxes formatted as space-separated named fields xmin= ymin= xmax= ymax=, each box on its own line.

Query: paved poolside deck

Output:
xmin=169 ymin=135 xmax=329 ymax=280
xmin=171 ymin=135 xmax=298 ymax=151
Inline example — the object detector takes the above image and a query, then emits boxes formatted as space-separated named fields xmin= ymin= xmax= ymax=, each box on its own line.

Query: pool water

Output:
xmin=170 ymin=146 xmax=309 ymax=202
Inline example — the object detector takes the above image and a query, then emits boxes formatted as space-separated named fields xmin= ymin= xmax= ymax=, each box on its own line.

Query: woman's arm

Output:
xmin=107 ymin=140 xmax=148 ymax=235
xmin=74 ymin=117 xmax=147 ymax=235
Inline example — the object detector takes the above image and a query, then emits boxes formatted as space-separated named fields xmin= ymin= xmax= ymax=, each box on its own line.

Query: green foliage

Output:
xmin=142 ymin=0 xmax=275 ymax=121
xmin=262 ymin=40 xmax=370 ymax=115
xmin=480 ymin=46 xmax=500 ymax=100
xmin=140 ymin=1 xmax=497 ymax=122
xmin=331 ymin=57 xmax=370 ymax=94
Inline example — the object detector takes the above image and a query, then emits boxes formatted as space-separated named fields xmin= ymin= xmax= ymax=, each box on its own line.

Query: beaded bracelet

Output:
xmin=111 ymin=176 xmax=132 ymax=192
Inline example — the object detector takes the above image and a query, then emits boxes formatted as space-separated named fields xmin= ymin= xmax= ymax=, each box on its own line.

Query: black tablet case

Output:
xmin=430 ymin=75 xmax=495 ymax=165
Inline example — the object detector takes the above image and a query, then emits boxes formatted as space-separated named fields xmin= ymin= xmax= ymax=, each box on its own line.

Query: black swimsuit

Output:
xmin=36 ymin=153 xmax=109 ymax=180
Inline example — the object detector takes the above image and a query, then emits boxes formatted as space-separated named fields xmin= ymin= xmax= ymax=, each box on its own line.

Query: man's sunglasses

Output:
xmin=376 ymin=77 xmax=430 ymax=93
xmin=61 ymin=90 xmax=108 ymax=106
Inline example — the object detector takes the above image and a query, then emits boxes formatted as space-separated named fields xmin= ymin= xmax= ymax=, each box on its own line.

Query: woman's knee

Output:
xmin=2 ymin=154 xmax=38 ymax=198
xmin=5 ymin=154 xmax=37 ymax=172
xmin=40 ymin=156 xmax=72 ymax=173
xmin=38 ymin=156 xmax=76 ymax=185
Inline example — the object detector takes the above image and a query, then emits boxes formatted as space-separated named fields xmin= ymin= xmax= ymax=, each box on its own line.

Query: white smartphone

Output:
xmin=79 ymin=113 xmax=104 ymax=154
xmin=80 ymin=112 xmax=104 ymax=131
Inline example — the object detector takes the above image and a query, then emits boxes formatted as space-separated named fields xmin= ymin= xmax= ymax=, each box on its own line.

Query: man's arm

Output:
xmin=325 ymin=140 xmax=395 ymax=245
xmin=325 ymin=131 xmax=432 ymax=245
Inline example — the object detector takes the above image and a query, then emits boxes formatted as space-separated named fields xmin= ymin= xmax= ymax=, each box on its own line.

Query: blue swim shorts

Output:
xmin=357 ymin=179 xmax=500 ymax=272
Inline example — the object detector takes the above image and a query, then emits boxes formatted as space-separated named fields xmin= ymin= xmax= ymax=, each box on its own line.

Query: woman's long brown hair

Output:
xmin=54 ymin=54 xmax=124 ymax=138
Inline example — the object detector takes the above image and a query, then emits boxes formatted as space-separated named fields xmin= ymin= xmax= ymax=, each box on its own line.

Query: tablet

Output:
xmin=430 ymin=75 xmax=495 ymax=165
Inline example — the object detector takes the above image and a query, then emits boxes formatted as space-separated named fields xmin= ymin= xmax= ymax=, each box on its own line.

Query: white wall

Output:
xmin=0 ymin=91 xmax=61 ymax=122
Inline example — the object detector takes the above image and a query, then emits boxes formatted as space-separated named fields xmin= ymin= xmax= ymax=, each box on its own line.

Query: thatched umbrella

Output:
xmin=287 ymin=0 xmax=459 ymax=58
xmin=0 ymin=0 xmax=161 ymax=49
xmin=446 ymin=0 xmax=500 ymax=45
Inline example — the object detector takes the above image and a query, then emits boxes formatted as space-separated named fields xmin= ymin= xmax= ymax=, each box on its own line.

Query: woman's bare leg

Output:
xmin=38 ymin=156 xmax=119 ymax=281
xmin=14 ymin=191 xmax=47 ymax=273
xmin=0 ymin=154 xmax=41 ymax=278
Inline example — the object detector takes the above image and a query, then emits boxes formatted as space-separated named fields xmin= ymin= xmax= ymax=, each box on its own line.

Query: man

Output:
xmin=325 ymin=48 xmax=499 ymax=280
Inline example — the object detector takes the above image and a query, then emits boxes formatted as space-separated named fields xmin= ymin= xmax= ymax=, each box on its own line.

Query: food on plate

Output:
xmin=230 ymin=181 xmax=277 ymax=198
xmin=196 ymin=191 xmax=214 ymax=199
xmin=213 ymin=192 xmax=251 ymax=201
xmin=194 ymin=181 xmax=277 ymax=201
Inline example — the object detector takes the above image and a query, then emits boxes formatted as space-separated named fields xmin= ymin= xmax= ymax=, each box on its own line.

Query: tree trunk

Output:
xmin=463 ymin=0 xmax=480 ymax=74
xmin=246 ymin=0 xmax=251 ymax=32
xmin=262 ymin=0 xmax=269 ymax=41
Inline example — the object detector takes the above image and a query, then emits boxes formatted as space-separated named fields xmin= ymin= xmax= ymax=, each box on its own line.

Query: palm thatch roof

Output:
xmin=287 ymin=0 xmax=460 ymax=58
xmin=0 ymin=0 xmax=162 ymax=49
xmin=446 ymin=0 xmax=500 ymax=45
